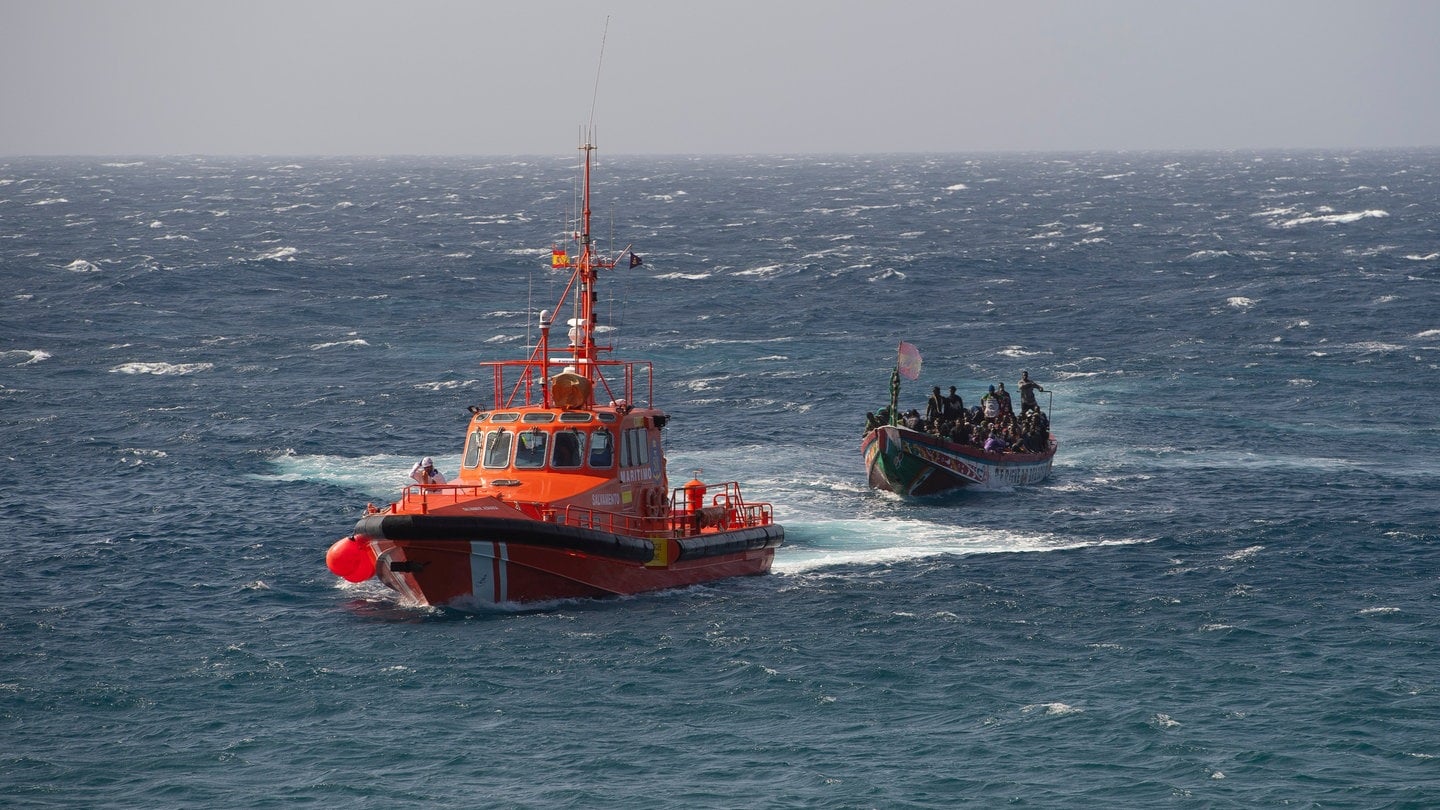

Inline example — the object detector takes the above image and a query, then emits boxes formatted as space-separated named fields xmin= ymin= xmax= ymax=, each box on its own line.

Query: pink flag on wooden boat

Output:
xmin=896 ymin=341 xmax=922 ymax=381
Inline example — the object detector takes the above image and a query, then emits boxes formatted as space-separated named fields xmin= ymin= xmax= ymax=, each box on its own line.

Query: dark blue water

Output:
xmin=3 ymin=150 xmax=1438 ymax=807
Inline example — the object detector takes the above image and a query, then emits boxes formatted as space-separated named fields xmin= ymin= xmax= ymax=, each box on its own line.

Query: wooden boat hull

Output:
xmin=353 ymin=513 xmax=783 ymax=608
xmin=862 ymin=425 xmax=1056 ymax=498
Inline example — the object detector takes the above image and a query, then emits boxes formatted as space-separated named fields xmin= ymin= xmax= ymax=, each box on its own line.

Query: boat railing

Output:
xmin=668 ymin=480 xmax=776 ymax=531
xmin=396 ymin=484 xmax=496 ymax=514
xmin=553 ymin=503 xmax=675 ymax=537
xmin=480 ymin=357 xmax=654 ymax=410
xmin=394 ymin=482 xmax=774 ymax=534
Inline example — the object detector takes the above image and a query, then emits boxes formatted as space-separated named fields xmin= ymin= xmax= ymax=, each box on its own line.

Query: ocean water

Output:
xmin=3 ymin=149 xmax=1438 ymax=807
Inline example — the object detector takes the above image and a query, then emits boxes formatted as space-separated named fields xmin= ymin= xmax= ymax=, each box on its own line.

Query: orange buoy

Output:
xmin=326 ymin=535 xmax=376 ymax=582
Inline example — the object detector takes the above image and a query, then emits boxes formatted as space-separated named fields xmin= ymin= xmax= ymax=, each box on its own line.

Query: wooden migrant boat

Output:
xmin=861 ymin=342 xmax=1058 ymax=499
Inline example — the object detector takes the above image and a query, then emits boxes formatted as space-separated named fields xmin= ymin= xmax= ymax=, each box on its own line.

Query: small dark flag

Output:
xmin=628 ymin=251 xmax=643 ymax=268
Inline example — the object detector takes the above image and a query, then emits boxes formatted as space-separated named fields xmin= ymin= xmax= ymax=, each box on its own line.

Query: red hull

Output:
xmin=370 ymin=536 xmax=777 ymax=608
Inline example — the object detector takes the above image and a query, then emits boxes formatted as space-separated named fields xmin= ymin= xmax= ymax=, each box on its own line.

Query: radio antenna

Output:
xmin=588 ymin=16 xmax=610 ymax=131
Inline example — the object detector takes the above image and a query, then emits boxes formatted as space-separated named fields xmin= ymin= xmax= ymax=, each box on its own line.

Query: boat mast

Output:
xmin=575 ymin=138 xmax=598 ymax=379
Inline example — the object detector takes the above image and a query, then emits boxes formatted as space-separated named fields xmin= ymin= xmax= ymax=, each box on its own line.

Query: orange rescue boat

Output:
xmin=326 ymin=138 xmax=783 ymax=609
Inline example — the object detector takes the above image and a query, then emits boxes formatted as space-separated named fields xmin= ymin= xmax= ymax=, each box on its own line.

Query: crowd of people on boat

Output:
xmin=864 ymin=372 xmax=1052 ymax=455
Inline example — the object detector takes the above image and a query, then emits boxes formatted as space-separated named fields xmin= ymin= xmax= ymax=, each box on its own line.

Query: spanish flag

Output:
xmin=551 ymin=248 xmax=569 ymax=268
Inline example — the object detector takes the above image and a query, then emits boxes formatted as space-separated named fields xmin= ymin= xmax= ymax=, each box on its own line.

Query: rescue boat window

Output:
xmin=620 ymin=428 xmax=633 ymax=467
xmin=589 ymin=429 xmax=614 ymax=468
xmin=635 ymin=428 xmax=650 ymax=466
xmin=515 ymin=429 xmax=548 ymax=469
xmin=490 ymin=413 xmax=519 ymax=423
xmin=558 ymin=412 xmax=593 ymax=423
xmin=483 ymin=430 xmax=513 ymax=469
xmin=462 ymin=429 xmax=483 ymax=469
xmin=552 ymin=429 xmax=584 ymax=468
xmin=522 ymin=412 xmax=556 ymax=423
xmin=598 ymin=412 xmax=616 ymax=423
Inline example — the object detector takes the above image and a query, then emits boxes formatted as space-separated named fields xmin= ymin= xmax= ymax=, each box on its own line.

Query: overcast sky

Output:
xmin=3 ymin=0 xmax=1438 ymax=156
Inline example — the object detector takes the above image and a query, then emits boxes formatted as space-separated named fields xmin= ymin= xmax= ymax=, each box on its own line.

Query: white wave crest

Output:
xmin=415 ymin=380 xmax=476 ymax=391
xmin=3 ymin=349 xmax=51 ymax=366
xmin=1151 ymin=713 xmax=1182 ymax=729
xmin=1227 ymin=296 xmax=1256 ymax=309
xmin=309 ymin=339 xmax=370 ymax=351
xmin=998 ymin=346 xmax=1048 ymax=358
xmin=255 ymin=246 xmax=298 ymax=261
xmin=65 ymin=259 xmax=101 ymax=273
xmin=1280 ymin=209 xmax=1388 ymax=228
xmin=1021 ymin=702 xmax=1083 ymax=717
xmin=110 ymin=362 xmax=214 ymax=375
xmin=1225 ymin=545 xmax=1264 ymax=561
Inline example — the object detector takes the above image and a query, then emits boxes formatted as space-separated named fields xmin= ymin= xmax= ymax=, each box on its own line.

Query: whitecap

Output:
xmin=1151 ymin=713 xmax=1181 ymax=728
xmin=735 ymin=264 xmax=785 ymax=278
xmin=653 ymin=272 xmax=712 ymax=281
xmin=944 ymin=183 xmax=968 ymax=191
xmin=1416 ymin=329 xmax=1440 ymax=339
xmin=65 ymin=259 xmax=101 ymax=273
xmin=1403 ymin=252 xmax=1438 ymax=261
xmin=1021 ymin=702 xmax=1082 ymax=717
xmin=998 ymin=346 xmax=1048 ymax=358
xmin=255 ymin=246 xmax=298 ymax=261
xmin=1344 ymin=340 xmax=1405 ymax=353
xmin=3 ymin=349 xmax=50 ymax=366
xmin=121 ymin=447 xmax=167 ymax=457
xmin=1225 ymin=545 xmax=1264 ymax=561
xmin=1226 ymin=296 xmax=1255 ymax=309
xmin=1280 ymin=209 xmax=1388 ymax=228
xmin=309 ymin=339 xmax=370 ymax=351
xmin=110 ymin=362 xmax=214 ymax=375
xmin=1357 ymin=606 xmax=1400 ymax=616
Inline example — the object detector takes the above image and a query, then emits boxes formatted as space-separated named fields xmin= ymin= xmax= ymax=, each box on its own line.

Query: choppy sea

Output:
xmin=3 ymin=149 xmax=1438 ymax=807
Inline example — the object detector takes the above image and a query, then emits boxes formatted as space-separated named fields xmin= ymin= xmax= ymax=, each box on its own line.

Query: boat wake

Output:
xmin=261 ymin=452 xmax=460 ymax=498
xmin=774 ymin=518 xmax=1150 ymax=574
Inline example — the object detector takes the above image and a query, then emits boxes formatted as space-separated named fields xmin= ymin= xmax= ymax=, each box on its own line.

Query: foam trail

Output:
xmin=259 ymin=452 xmax=463 ymax=499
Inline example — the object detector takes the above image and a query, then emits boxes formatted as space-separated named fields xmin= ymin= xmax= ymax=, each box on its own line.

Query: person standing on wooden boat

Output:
xmin=944 ymin=386 xmax=965 ymax=419
xmin=996 ymin=382 xmax=1014 ymax=416
xmin=409 ymin=457 xmax=446 ymax=486
xmin=1018 ymin=371 xmax=1047 ymax=414
xmin=981 ymin=385 xmax=1000 ymax=421
xmin=926 ymin=386 xmax=946 ymax=425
